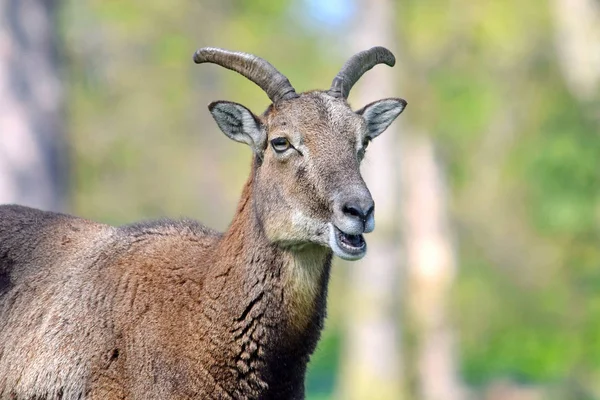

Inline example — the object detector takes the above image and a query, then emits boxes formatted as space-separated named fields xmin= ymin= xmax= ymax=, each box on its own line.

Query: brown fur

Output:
xmin=0 ymin=166 xmax=330 ymax=399
xmin=0 ymin=88 xmax=405 ymax=399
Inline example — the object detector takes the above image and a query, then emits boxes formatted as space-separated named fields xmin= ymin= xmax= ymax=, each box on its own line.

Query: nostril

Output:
xmin=342 ymin=204 xmax=365 ymax=221
xmin=365 ymin=205 xmax=375 ymax=219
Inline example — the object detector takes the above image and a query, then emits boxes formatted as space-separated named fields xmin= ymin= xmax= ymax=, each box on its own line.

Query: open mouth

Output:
xmin=330 ymin=225 xmax=367 ymax=260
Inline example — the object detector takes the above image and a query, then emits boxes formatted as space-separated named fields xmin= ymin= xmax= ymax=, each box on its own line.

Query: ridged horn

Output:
xmin=329 ymin=46 xmax=396 ymax=99
xmin=193 ymin=47 xmax=297 ymax=103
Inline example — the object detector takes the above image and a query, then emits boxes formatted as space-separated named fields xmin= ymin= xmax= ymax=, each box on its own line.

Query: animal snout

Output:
xmin=333 ymin=193 xmax=375 ymax=234
xmin=342 ymin=201 xmax=374 ymax=224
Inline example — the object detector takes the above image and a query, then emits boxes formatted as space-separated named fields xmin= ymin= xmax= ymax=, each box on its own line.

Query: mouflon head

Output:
xmin=195 ymin=47 xmax=406 ymax=260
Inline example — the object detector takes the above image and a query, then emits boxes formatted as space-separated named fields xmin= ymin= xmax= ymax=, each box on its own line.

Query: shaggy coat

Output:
xmin=0 ymin=167 xmax=331 ymax=399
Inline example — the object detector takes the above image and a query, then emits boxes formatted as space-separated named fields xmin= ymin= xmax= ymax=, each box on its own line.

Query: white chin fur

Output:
xmin=327 ymin=223 xmax=367 ymax=261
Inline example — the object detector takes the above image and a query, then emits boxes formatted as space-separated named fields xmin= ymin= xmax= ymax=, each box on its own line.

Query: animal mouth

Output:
xmin=329 ymin=224 xmax=367 ymax=260
xmin=337 ymin=228 xmax=365 ymax=250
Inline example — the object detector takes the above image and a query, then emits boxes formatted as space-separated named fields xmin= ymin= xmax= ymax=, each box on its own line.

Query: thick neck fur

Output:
xmin=204 ymin=160 xmax=333 ymax=399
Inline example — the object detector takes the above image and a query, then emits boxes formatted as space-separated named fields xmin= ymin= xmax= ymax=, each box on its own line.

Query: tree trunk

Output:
xmin=337 ymin=0 xmax=403 ymax=398
xmin=552 ymin=0 xmax=600 ymax=102
xmin=0 ymin=0 xmax=66 ymax=211
xmin=402 ymin=132 xmax=464 ymax=400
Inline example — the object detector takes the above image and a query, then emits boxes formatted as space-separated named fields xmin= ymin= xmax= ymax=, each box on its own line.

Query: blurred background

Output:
xmin=1 ymin=0 xmax=599 ymax=398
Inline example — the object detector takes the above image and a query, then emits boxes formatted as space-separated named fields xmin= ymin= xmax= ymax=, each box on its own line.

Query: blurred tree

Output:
xmin=392 ymin=1 xmax=465 ymax=398
xmin=337 ymin=0 xmax=403 ymax=399
xmin=0 ymin=0 xmax=66 ymax=211
xmin=552 ymin=0 xmax=600 ymax=102
xmin=402 ymin=132 xmax=464 ymax=400
xmin=403 ymin=0 xmax=600 ymax=397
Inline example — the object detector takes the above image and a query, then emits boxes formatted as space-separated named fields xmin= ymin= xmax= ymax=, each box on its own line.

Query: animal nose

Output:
xmin=333 ymin=189 xmax=375 ymax=235
xmin=342 ymin=200 xmax=374 ymax=223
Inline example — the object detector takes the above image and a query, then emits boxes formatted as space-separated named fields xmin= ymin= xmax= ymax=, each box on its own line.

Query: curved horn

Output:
xmin=329 ymin=47 xmax=396 ymax=99
xmin=193 ymin=47 xmax=297 ymax=103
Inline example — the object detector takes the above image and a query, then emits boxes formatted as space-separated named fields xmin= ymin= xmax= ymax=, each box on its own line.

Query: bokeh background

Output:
xmin=1 ymin=0 xmax=600 ymax=399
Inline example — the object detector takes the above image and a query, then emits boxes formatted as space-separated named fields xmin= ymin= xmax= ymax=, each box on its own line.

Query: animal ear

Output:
xmin=356 ymin=98 xmax=407 ymax=139
xmin=208 ymin=101 xmax=266 ymax=152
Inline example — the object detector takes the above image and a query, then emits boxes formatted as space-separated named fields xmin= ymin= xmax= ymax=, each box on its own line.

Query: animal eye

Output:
xmin=271 ymin=137 xmax=291 ymax=153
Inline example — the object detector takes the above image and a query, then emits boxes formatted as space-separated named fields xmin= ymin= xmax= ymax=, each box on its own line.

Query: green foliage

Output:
xmin=306 ymin=328 xmax=342 ymax=398
xmin=456 ymin=255 xmax=579 ymax=385
xmin=525 ymin=94 xmax=600 ymax=235
xmin=399 ymin=0 xmax=600 ymax=395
